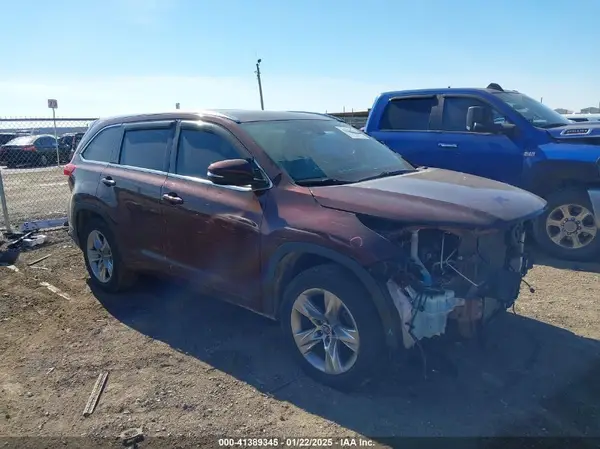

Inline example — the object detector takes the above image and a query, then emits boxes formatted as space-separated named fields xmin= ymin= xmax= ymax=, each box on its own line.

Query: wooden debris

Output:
xmin=83 ymin=371 xmax=109 ymax=417
xmin=28 ymin=254 xmax=52 ymax=266
xmin=39 ymin=282 xmax=70 ymax=301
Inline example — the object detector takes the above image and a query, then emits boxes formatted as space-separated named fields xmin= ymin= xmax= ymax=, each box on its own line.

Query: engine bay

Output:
xmin=379 ymin=225 xmax=532 ymax=348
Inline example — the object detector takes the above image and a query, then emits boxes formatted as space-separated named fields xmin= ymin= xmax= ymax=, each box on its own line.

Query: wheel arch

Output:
xmin=526 ymin=160 xmax=600 ymax=198
xmin=72 ymin=202 xmax=115 ymax=249
xmin=263 ymin=242 xmax=401 ymax=348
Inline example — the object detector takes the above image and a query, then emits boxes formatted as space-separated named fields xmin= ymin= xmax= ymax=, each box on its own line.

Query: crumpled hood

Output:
xmin=309 ymin=168 xmax=546 ymax=229
xmin=546 ymin=123 xmax=600 ymax=142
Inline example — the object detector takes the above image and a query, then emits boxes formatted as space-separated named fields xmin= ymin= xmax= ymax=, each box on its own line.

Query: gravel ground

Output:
xmin=0 ymin=229 xmax=599 ymax=447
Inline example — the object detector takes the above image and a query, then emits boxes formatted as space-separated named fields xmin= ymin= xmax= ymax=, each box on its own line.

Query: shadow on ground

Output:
xmin=532 ymin=249 xmax=600 ymax=274
xmin=92 ymin=279 xmax=600 ymax=439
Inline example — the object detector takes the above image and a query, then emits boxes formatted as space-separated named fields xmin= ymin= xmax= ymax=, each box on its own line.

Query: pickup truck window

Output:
xmin=494 ymin=91 xmax=570 ymax=128
xmin=380 ymin=97 xmax=437 ymax=131
xmin=442 ymin=97 xmax=507 ymax=132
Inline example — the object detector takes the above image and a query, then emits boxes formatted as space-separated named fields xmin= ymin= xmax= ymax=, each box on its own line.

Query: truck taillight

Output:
xmin=63 ymin=163 xmax=76 ymax=176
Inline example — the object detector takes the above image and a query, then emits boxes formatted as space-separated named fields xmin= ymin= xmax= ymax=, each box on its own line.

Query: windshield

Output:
xmin=241 ymin=119 xmax=414 ymax=184
xmin=494 ymin=92 xmax=571 ymax=128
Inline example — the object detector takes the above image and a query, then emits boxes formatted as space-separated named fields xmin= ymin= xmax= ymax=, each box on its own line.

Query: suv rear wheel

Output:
xmin=280 ymin=264 xmax=386 ymax=391
xmin=81 ymin=218 xmax=135 ymax=292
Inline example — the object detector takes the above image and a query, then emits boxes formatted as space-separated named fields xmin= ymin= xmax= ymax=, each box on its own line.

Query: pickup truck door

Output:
xmin=368 ymin=95 xmax=450 ymax=168
xmin=435 ymin=95 xmax=524 ymax=186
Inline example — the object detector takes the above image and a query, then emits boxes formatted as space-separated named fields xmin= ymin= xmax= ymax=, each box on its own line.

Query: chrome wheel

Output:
xmin=290 ymin=288 xmax=360 ymax=375
xmin=546 ymin=203 xmax=598 ymax=249
xmin=86 ymin=230 xmax=114 ymax=283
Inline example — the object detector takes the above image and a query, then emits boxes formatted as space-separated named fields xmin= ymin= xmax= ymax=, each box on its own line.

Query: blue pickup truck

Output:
xmin=365 ymin=84 xmax=600 ymax=261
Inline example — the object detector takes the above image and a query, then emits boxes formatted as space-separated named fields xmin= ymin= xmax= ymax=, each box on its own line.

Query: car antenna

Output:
xmin=487 ymin=83 xmax=504 ymax=92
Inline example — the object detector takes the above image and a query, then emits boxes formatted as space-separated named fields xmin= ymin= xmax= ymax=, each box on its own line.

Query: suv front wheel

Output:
xmin=81 ymin=219 xmax=135 ymax=293
xmin=280 ymin=264 xmax=386 ymax=391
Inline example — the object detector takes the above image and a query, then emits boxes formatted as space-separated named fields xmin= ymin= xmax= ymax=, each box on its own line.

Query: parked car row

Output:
xmin=0 ymin=132 xmax=84 ymax=168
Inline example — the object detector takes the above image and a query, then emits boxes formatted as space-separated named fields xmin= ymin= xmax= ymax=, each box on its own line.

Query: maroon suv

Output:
xmin=65 ymin=110 xmax=546 ymax=389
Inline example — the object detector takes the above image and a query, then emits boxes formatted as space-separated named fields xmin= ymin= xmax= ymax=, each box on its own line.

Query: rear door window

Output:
xmin=37 ymin=136 xmax=55 ymax=147
xmin=82 ymin=126 xmax=122 ymax=162
xmin=120 ymin=128 xmax=171 ymax=171
xmin=379 ymin=97 xmax=438 ymax=131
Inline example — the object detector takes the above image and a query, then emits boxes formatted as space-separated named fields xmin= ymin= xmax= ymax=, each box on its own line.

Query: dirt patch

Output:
xmin=1 ymin=229 xmax=599 ymax=445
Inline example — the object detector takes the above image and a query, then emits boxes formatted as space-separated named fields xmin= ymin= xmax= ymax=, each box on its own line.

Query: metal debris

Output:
xmin=120 ymin=427 xmax=144 ymax=446
xmin=83 ymin=371 xmax=109 ymax=417
xmin=39 ymin=282 xmax=70 ymax=301
xmin=28 ymin=254 xmax=52 ymax=266
xmin=21 ymin=218 xmax=68 ymax=233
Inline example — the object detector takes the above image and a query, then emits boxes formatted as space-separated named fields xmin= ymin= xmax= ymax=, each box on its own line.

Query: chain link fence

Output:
xmin=0 ymin=112 xmax=367 ymax=232
xmin=0 ymin=118 xmax=96 ymax=231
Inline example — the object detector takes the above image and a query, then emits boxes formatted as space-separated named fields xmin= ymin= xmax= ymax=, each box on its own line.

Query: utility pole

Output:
xmin=255 ymin=59 xmax=265 ymax=110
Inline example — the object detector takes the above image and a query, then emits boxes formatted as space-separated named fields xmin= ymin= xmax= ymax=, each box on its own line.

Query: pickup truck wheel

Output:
xmin=533 ymin=189 xmax=600 ymax=261
xmin=81 ymin=219 xmax=136 ymax=293
xmin=280 ymin=264 xmax=386 ymax=391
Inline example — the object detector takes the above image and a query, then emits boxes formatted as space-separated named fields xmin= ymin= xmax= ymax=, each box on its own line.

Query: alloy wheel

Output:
xmin=86 ymin=230 xmax=114 ymax=283
xmin=290 ymin=288 xmax=360 ymax=375
xmin=546 ymin=203 xmax=598 ymax=250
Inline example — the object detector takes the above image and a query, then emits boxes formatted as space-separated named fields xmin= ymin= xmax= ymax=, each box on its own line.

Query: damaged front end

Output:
xmin=365 ymin=219 xmax=533 ymax=349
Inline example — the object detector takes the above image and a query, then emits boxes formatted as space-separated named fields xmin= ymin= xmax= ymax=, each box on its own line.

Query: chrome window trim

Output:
xmin=110 ymin=164 xmax=168 ymax=177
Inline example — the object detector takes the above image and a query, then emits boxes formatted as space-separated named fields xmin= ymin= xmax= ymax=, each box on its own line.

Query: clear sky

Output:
xmin=1 ymin=0 xmax=599 ymax=117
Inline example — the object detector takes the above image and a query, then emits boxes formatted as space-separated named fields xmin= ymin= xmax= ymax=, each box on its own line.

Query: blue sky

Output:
xmin=1 ymin=0 xmax=599 ymax=117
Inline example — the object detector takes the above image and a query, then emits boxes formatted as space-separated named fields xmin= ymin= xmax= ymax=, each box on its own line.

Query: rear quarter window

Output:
xmin=81 ymin=126 xmax=122 ymax=162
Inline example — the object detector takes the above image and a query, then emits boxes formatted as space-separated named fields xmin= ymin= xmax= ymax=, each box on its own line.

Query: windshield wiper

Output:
xmin=357 ymin=169 xmax=415 ymax=182
xmin=295 ymin=177 xmax=354 ymax=187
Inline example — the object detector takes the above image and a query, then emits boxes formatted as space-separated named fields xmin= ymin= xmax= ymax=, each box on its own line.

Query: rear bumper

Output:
xmin=0 ymin=149 xmax=36 ymax=166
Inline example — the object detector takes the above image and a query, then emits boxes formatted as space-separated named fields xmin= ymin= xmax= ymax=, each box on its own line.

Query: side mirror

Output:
xmin=207 ymin=159 xmax=257 ymax=187
xmin=466 ymin=106 xmax=486 ymax=132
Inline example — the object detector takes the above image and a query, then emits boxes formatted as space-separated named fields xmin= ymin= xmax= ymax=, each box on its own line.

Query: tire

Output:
xmin=280 ymin=263 xmax=387 ymax=391
xmin=37 ymin=154 xmax=48 ymax=167
xmin=532 ymin=188 xmax=600 ymax=261
xmin=81 ymin=218 xmax=136 ymax=293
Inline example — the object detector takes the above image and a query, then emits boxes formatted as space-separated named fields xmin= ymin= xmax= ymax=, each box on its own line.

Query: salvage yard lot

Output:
xmin=1 ymin=230 xmax=600 ymax=444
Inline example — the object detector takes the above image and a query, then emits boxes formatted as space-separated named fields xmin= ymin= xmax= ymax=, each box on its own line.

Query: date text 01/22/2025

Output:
xmin=218 ymin=438 xmax=376 ymax=447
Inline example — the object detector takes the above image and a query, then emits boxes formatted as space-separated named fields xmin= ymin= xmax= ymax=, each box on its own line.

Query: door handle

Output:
xmin=438 ymin=143 xmax=458 ymax=149
xmin=162 ymin=193 xmax=184 ymax=205
xmin=101 ymin=177 xmax=116 ymax=186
